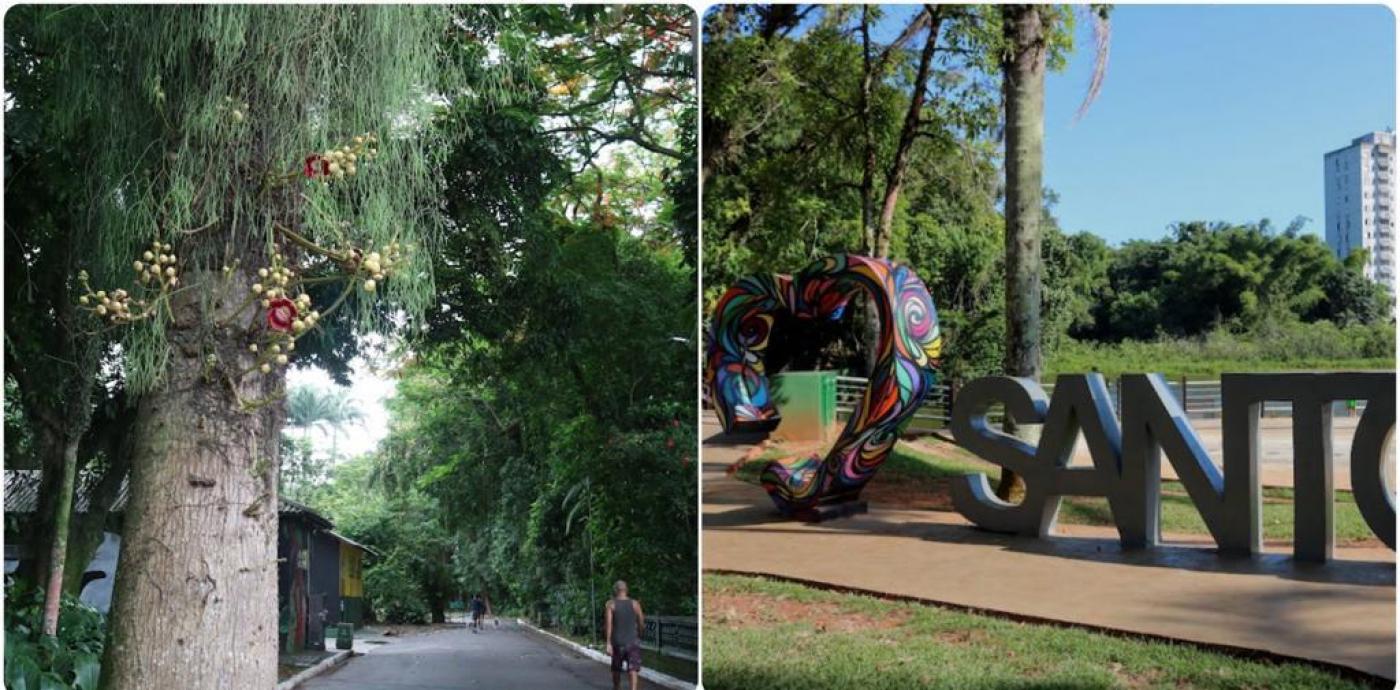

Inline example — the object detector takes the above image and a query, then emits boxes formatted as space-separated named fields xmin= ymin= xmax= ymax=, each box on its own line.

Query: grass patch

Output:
xmin=744 ymin=442 xmax=1378 ymax=543
xmin=703 ymin=574 xmax=1382 ymax=690
xmin=1057 ymin=485 xmax=1375 ymax=544
xmin=1046 ymin=333 xmax=1393 ymax=380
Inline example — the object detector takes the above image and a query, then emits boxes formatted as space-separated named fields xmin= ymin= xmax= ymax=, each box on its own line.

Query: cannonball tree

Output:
xmin=21 ymin=6 xmax=529 ymax=687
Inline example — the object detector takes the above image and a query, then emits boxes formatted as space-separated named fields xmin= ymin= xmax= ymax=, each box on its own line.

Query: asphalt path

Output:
xmin=302 ymin=622 xmax=617 ymax=690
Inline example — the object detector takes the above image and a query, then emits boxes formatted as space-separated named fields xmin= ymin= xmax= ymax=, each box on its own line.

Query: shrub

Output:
xmin=4 ymin=580 xmax=105 ymax=690
xmin=1046 ymin=320 xmax=1395 ymax=379
xmin=364 ymin=555 xmax=430 ymax=624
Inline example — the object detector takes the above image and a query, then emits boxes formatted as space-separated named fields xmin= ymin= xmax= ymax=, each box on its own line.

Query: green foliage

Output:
xmin=279 ymin=436 xmax=328 ymax=503
xmin=363 ymin=553 xmax=432 ymax=625
xmin=371 ymin=221 xmax=698 ymax=627
xmin=300 ymin=10 xmax=697 ymax=634
xmin=701 ymin=6 xmax=1093 ymax=376
xmin=282 ymin=382 xmax=363 ymax=498
xmin=349 ymin=6 xmax=698 ymax=629
xmin=10 ymin=5 xmax=515 ymax=391
xmin=3 ymin=582 xmax=105 ymax=690
xmin=1048 ymin=320 xmax=1395 ymax=378
xmin=305 ymin=454 xmax=457 ymax=623
xmin=1082 ymin=220 xmax=1392 ymax=342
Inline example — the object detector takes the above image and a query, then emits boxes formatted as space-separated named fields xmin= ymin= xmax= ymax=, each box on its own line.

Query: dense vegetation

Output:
xmin=703 ymin=7 xmax=1394 ymax=381
xmin=4 ymin=585 xmax=105 ymax=690
xmin=299 ymin=5 xmax=699 ymax=631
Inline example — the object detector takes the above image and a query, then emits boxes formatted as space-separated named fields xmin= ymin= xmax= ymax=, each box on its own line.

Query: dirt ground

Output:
xmin=705 ymin=591 xmax=911 ymax=633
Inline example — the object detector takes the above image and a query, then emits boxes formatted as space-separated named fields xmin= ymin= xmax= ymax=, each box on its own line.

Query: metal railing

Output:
xmin=836 ymin=376 xmax=954 ymax=432
xmin=835 ymin=376 xmax=1370 ymax=430
xmin=641 ymin=616 xmax=697 ymax=660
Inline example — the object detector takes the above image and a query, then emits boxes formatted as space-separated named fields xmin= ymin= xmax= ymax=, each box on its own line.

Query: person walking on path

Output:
xmin=469 ymin=592 xmax=491 ymax=633
xmin=605 ymin=580 xmax=645 ymax=690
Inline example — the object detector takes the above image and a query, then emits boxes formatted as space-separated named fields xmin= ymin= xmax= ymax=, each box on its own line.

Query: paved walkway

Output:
xmin=703 ymin=421 xmax=1396 ymax=679
xmin=302 ymin=622 xmax=617 ymax=689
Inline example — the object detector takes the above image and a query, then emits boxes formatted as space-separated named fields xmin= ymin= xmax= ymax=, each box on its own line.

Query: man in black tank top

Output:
xmin=605 ymin=580 xmax=645 ymax=690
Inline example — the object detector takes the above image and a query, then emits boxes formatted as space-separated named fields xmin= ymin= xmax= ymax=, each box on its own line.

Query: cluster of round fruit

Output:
xmin=76 ymin=240 xmax=180 ymax=324
xmin=77 ymin=277 xmax=147 ymax=325
xmin=135 ymin=242 xmax=181 ymax=288
xmin=304 ymin=133 xmax=379 ymax=181
xmin=248 ymin=333 xmax=295 ymax=374
xmin=250 ymin=262 xmax=294 ymax=301
xmin=355 ymin=241 xmax=406 ymax=293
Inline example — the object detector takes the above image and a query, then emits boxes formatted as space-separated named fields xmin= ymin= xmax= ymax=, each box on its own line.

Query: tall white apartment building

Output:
xmin=1324 ymin=130 xmax=1395 ymax=293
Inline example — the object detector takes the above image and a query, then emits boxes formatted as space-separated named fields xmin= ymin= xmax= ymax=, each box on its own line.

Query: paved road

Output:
xmin=303 ymin=623 xmax=616 ymax=690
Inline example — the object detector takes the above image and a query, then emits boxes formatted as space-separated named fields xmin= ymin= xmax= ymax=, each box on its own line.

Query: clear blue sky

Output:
xmin=1044 ymin=4 xmax=1395 ymax=244
xmin=852 ymin=4 xmax=1396 ymax=243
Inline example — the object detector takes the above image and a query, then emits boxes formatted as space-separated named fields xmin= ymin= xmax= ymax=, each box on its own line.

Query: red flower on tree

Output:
xmin=266 ymin=297 xmax=298 ymax=332
xmin=304 ymin=154 xmax=330 ymax=178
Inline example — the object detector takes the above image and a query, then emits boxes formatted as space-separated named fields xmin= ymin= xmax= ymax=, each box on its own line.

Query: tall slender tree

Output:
xmin=996 ymin=5 xmax=1109 ymax=499
xmin=998 ymin=4 xmax=1048 ymax=503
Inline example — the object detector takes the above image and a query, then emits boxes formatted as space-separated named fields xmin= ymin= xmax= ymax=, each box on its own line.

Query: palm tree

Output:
xmin=285 ymin=384 xmax=364 ymax=461
xmin=997 ymin=5 xmax=1109 ymax=500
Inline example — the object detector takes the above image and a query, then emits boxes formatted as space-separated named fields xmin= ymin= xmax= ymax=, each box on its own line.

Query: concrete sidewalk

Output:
xmin=702 ymin=421 xmax=1396 ymax=679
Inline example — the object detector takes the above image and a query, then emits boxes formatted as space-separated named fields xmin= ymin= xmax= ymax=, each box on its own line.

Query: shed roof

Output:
xmin=327 ymin=529 xmax=378 ymax=556
xmin=4 ymin=470 xmax=334 ymax=526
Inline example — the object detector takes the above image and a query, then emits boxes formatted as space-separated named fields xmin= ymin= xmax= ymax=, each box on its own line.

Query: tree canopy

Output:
xmin=702 ymin=4 xmax=1392 ymax=381
xmin=306 ymin=5 xmax=699 ymax=629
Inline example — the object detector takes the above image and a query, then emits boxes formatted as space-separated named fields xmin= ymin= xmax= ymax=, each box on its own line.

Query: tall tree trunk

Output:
xmin=997 ymin=5 xmax=1047 ymax=501
xmin=856 ymin=7 xmax=937 ymax=374
xmin=99 ymin=265 xmax=284 ymax=689
xmin=63 ymin=411 xmax=136 ymax=595
xmin=876 ymin=8 xmax=942 ymax=258
xmin=24 ymin=293 xmax=100 ymax=634
xmin=15 ymin=430 xmax=64 ymax=588
xmin=41 ymin=436 xmax=81 ymax=636
xmin=858 ymin=7 xmax=878 ymax=254
xmin=857 ymin=6 xmax=882 ymax=375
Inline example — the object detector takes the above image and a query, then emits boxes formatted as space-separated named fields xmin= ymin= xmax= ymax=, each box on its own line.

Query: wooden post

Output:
xmin=1180 ymin=375 xmax=1188 ymax=415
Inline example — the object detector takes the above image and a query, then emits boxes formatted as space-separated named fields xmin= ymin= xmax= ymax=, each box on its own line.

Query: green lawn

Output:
xmin=703 ymin=574 xmax=1382 ymax=690
xmin=1045 ymin=335 xmax=1393 ymax=380
xmin=743 ymin=443 xmax=1379 ymax=543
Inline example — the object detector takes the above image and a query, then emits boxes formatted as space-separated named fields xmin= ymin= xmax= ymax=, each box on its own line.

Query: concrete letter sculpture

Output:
xmin=951 ymin=371 xmax=1396 ymax=562
xmin=706 ymin=254 xmax=942 ymax=519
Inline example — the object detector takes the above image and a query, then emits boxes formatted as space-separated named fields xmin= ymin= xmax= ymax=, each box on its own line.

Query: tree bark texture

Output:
xmin=99 ymin=264 xmax=284 ymax=690
xmin=41 ymin=437 xmax=81 ymax=636
xmin=876 ymin=9 xmax=942 ymax=260
xmin=15 ymin=429 xmax=65 ymax=588
xmin=998 ymin=5 xmax=1047 ymax=501
xmin=63 ymin=410 xmax=137 ymax=594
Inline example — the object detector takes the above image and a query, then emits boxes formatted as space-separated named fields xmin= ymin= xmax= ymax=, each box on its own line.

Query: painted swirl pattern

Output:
xmin=706 ymin=255 xmax=942 ymax=517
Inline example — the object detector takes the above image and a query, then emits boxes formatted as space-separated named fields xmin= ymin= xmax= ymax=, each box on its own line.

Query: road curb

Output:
xmin=516 ymin=618 xmax=694 ymax=690
xmin=275 ymin=649 xmax=354 ymax=690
